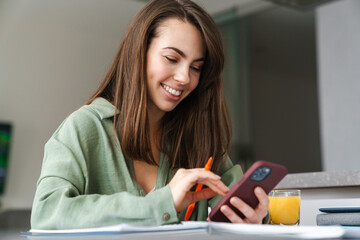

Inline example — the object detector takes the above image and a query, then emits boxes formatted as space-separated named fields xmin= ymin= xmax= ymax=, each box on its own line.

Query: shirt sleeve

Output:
xmin=31 ymin=176 xmax=178 ymax=229
xmin=31 ymin=109 xmax=179 ymax=230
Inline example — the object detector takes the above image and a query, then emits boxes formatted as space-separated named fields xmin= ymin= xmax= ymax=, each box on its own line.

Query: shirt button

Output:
xmin=163 ymin=213 xmax=170 ymax=221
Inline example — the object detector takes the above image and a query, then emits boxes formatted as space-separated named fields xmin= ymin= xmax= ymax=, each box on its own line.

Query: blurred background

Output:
xmin=0 ymin=0 xmax=359 ymax=211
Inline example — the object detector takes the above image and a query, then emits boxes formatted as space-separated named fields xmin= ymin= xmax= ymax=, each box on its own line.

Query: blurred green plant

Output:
xmin=0 ymin=123 xmax=12 ymax=195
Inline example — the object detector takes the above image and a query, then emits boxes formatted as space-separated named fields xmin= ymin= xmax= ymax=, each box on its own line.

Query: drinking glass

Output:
xmin=268 ymin=189 xmax=301 ymax=225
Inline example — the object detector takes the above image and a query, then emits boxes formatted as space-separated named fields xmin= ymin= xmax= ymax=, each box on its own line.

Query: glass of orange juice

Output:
xmin=268 ymin=189 xmax=301 ymax=225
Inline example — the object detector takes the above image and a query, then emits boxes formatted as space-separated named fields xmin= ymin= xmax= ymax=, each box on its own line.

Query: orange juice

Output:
xmin=268 ymin=195 xmax=300 ymax=225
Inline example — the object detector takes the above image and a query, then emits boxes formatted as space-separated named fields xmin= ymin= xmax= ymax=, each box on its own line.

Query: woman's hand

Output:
xmin=168 ymin=168 xmax=229 ymax=213
xmin=219 ymin=187 xmax=269 ymax=224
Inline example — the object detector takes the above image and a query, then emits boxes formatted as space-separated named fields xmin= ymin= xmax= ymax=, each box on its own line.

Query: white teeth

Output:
xmin=163 ymin=84 xmax=182 ymax=96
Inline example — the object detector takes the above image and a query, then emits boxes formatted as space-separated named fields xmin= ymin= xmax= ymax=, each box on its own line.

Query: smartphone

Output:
xmin=209 ymin=160 xmax=288 ymax=222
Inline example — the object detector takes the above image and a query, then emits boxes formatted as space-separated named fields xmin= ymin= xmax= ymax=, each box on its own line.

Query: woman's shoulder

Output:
xmin=72 ymin=97 xmax=115 ymax=121
xmin=217 ymin=156 xmax=243 ymax=176
xmin=82 ymin=97 xmax=117 ymax=120
xmin=53 ymin=98 xmax=116 ymax=138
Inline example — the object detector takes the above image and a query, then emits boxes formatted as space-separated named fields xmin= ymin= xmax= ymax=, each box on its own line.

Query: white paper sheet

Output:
xmin=25 ymin=221 xmax=348 ymax=239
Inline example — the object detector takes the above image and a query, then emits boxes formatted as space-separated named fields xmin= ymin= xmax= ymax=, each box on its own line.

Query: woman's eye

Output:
xmin=191 ymin=66 xmax=201 ymax=72
xmin=165 ymin=56 xmax=177 ymax=63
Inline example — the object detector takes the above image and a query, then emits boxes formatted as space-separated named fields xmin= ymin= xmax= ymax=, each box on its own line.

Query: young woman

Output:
xmin=31 ymin=0 xmax=269 ymax=229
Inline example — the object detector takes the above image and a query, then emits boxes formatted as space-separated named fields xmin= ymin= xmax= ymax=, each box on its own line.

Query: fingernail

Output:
xmin=220 ymin=205 xmax=228 ymax=213
xmin=215 ymin=174 xmax=221 ymax=179
xmin=255 ymin=187 xmax=262 ymax=193
xmin=231 ymin=197 xmax=240 ymax=205
xmin=221 ymin=206 xmax=229 ymax=214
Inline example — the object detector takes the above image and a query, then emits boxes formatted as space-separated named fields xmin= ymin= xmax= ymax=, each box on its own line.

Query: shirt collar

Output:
xmin=90 ymin=97 xmax=117 ymax=119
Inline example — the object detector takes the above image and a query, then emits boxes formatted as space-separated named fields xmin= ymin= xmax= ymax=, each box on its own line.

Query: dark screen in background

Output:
xmin=0 ymin=122 xmax=12 ymax=195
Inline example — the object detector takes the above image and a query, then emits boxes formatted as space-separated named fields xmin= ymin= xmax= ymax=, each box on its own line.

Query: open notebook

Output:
xmin=23 ymin=221 xmax=349 ymax=239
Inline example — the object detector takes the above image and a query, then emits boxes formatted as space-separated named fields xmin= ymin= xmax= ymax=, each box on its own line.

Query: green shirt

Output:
xmin=31 ymin=97 xmax=243 ymax=230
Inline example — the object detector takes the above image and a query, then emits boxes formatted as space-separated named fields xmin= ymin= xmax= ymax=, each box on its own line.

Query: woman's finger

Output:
xmin=178 ymin=169 xmax=226 ymax=189
xmin=182 ymin=169 xmax=229 ymax=194
xmin=229 ymin=197 xmax=260 ymax=223
xmin=254 ymin=187 xmax=270 ymax=218
xmin=169 ymin=168 xmax=229 ymax=212
xmin=227 ymin=187 xmax=269 ymax=223
xmin=220 ymin=205 xmax=245 ymax=223
xmin=190 ymin=188 xmax=218 ymax=203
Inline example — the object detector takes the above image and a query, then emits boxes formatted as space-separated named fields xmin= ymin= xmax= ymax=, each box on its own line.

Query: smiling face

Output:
xmin=146 ymin=17 xmax=206 ymax=120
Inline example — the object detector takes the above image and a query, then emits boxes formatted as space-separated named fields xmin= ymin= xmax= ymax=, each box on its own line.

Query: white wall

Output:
xmin=316 ymin=0 xmax=360 ymax=171
xmin=0 ymin=0 xmax=144 ymax=209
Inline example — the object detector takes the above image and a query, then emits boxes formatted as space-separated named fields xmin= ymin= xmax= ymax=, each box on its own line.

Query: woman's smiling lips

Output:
xmin=161 ymin=83 xmax=183 ymax=98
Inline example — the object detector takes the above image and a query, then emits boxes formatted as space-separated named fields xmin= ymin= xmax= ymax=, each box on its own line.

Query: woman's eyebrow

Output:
xmin=163 ymin=47 xmax=205 ymax=62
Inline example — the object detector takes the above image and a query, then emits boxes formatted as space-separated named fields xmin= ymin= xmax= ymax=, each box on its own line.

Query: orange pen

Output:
xmin=184 ymin=157 xmax=213 ymax=221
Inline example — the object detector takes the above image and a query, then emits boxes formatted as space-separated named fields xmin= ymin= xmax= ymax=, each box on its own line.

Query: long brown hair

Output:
xmin=87 ymin=0 xmax=232 ymax=172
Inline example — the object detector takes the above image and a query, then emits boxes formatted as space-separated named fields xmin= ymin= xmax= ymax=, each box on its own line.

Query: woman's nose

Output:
xmin=173 ymin=66 xmax=190 ymax=85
